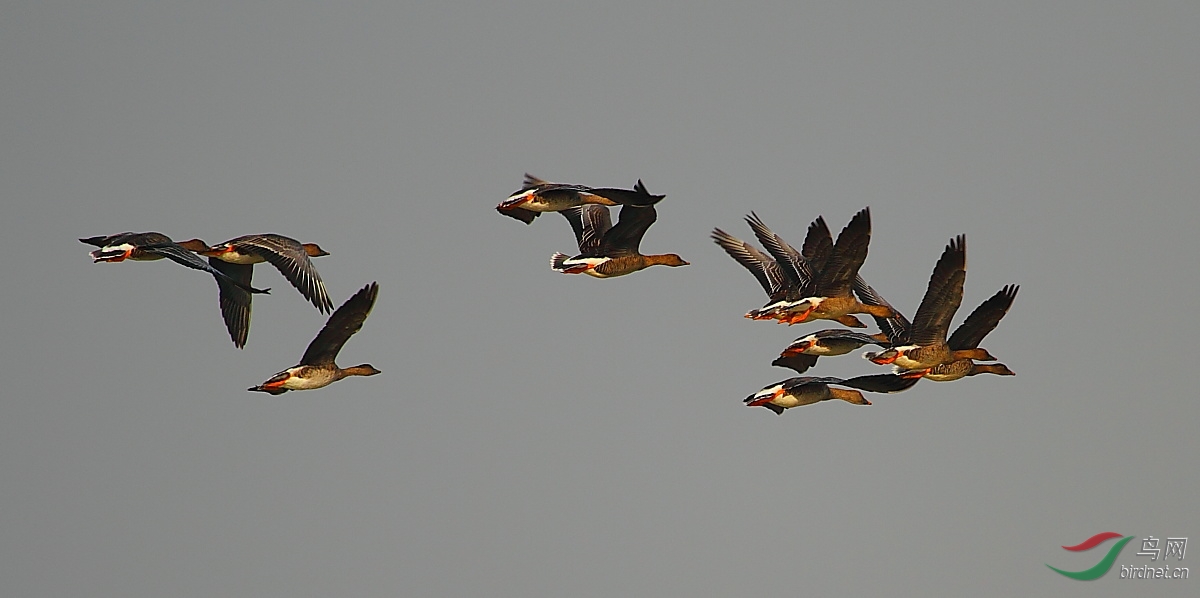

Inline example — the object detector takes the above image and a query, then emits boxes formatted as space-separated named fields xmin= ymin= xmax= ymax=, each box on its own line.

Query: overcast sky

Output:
xmin=2 ymin=2 xmax=1198 ymax=596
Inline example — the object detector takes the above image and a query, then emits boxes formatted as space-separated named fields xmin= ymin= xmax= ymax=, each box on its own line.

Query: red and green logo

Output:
xmin=1047 ymin=532 xmax=1135 ymax=580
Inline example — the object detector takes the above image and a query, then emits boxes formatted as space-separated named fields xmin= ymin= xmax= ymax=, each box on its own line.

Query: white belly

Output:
xmin=279 ymin=367 xmax=336 ymax=390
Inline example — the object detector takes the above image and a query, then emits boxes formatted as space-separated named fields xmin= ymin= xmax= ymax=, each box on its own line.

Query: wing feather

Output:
xmin=301 ymin=283 xmax=379 ymax=366
xmin=236 ymin=235 xmax=334 ymax=313
xmin=948 ymin=284 xmax=1018 ymax=350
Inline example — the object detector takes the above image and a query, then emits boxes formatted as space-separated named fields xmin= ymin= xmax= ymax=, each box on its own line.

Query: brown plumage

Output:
xmin=864 ymin=235 xmax=994 ymax=369
xmin=774 ymin=208 xmax=895 ymax=326
xmin=551 ymin=203 xmax=688 ymax=278
xmin=178 ymin=234 xmax=333 ymax=348
xmin=851 ymin=284 xmax=1018 ymax=389
xmin=497 ymin=174 xmax=664 ymax=224
xmin=248 ymin=282 xmax=381 ymax=395
xmin=744 ymin=376 xmax=871 ymax=415
xmin=735 ymin=209 xmax=893 ymax=327
xmin=81 ymin=232 xmax=269 ymax=295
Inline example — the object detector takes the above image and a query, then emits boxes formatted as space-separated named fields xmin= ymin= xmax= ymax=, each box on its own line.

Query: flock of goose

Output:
xmin=499 ymin=174 xmax=1017 ymax=415
xmin=80 ymin=232 xmax=379 ymax=394
xmin=81 ymin=173 xmax=1016 ymax=409
xmin=713 ymin=212 xmax=1017 ymax=414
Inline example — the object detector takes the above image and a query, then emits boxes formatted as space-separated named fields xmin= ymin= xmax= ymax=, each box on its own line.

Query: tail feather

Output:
xmin=550 ymin=252 xmax=570 ymax=272
xmin=90 ymin=248 xmax=127 ymax=261
xmin=631 ymin=179 xmax=665 ymax=205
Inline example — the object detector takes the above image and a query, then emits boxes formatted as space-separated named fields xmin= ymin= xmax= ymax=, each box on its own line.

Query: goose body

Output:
xmin=497 ymin=174 xmax=663 ymax=224
xmin=550 ymin=201 xmax=687 ymax=278
xmin=248 ymin=282 xmax=381 ymax=395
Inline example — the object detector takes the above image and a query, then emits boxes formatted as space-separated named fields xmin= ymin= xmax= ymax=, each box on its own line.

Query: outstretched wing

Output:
xmin=560 ymin=205 xmax=613 ymax=254
xmin=520 ymin=173 xmax=550 ymax=191
xmin=144 ymin=242 xmax=221 ymax=273
xmin=598 ymin=205 xmax=657 ymax=256
xmin=210 ymin=260 xmax=254 ymax=349
xmin=301 ymin=282 xmax=379 ymax=366
xmin=801 ymin=216 xmax=834 ymax=278
xmin=948 ymin=284 xmax=1018 ymax=350
xmin=840 ymin=373 xmax=920 ymax=394
xmin=853 ymin=276 xmax=911 ymax=344
xmin=909 ymin=235 xmax=966 ymax=346
xmin=772 ymin=353 xmax=820 ymax=374
xmin=588 ymin=179 xmax=665 ymax=207
xmin=711 ymin=228 xmax=784 ymax=296
xmin=745 ymin=212 xmax=809 ymax=290
xmin=815 ymin=207 xmax=871 ymax=298
xmin=781 ymin=376 xmax=846 ymax=392
xmin=496 ymin=205 xmax=540 ymax=224
xmin=235 ymin=235 xmax=334 ymax=313
xmin=79 ymin=233 xmax=133 ymax=248
xmin=142 ymin=241 xmax=268 ymax=295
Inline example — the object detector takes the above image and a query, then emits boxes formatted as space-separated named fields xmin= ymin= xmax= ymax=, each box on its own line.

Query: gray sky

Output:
xmin=2 ymin=1 xmax=1197 ymax=596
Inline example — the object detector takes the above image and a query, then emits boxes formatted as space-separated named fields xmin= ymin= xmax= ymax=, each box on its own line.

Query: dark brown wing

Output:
xmin=560 ymin=205 xmax=613 ymax=254
xmin=520 ymin=173 xmax=550 ymax=191
xmin=814 ymin=207 xmax=871 ymax=298
xmin=772 ymin=353 xmax=820 ymax=374
xmin=300 ymin=282 xmax=379 ymax=366
xmin=745 ymin=212 xmax=809 ymax=290
xmin=210 ymin=259 xmax=254 ymax=349
xmin=840 ymin=373 xmax=920 ymax=394
xmin=80 ymin=233 xmax=134 ymax=247
xmin=782 ymin=376 xmax=847 ymax=391
xmin=588 ymin=180 xmax=665 ymax=207
xmin=141 ymin=239 xmax=271 ymax=294
xmin=143 ymin=242 xmax=228 ymax=275
xmin=801 ymin=216 xmax=834 ymax=280
xmin=909 ymin=235 xmax=967 ymax=346
xmin=232 ymin=234 xmax=334 ymax=313
xmin=597 ymin=204 xmax=656 ymax=256
xmin=948 ymin=284 xmax=1018 ymax=350
xmin=497 ymin=206 xmax=541 ymax=224
xmin=853 ymin=276 xmax=911 ymax=344
xmin=533 ymin=186 xmax=589 ymax=203
xmin=711 ymin=228 xmax=784 ymax=296
xmin=128 ymin=232 xmax=173 ymax=245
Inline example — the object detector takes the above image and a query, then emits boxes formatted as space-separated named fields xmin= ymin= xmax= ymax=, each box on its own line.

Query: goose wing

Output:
xmin=300 ymin=283 xmax=379 ymax=366
xmin=233 ymin=234 xmax=333 ymax=313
